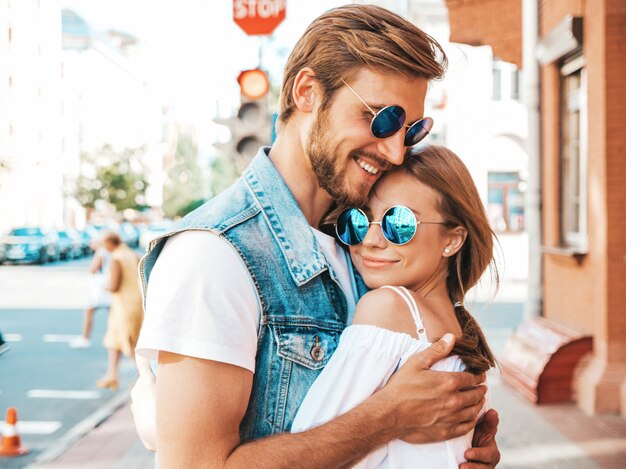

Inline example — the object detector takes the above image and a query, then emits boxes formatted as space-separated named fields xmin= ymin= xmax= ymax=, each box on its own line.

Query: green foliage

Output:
xmin=209 ymin=153 xmax=240 ymax=197
xmin=75 ymin=145 xmax=149 ymax=212
xmin=176 ymin=198 xmax=206 ymax=217
xmin=162 ymin=132 xmax=210 ymax=219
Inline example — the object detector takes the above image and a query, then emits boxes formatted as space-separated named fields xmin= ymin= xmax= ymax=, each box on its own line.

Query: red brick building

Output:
xmin=445 ymin=0 xmax=626 ymax=414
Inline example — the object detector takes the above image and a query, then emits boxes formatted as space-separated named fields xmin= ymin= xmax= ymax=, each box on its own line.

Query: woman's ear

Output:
xmin=292 ymin=67 xmax=320 ymax=113
xmin=443 ymin=226 xmax=467 ymax=257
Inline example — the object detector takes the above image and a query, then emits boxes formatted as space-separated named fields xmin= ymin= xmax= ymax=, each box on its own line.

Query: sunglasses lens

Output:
xmin=371 ymin=106 xmax=406 ymax=139
xmin=382 ymin=206 xmax=417 ymax=245
xmin=336 ymin=209 xmax=369 ymax=246
xmin=404 ymin=117 xmax=434 ymax=146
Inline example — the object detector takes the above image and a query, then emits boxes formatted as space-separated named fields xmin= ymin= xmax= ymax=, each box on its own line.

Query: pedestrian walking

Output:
xmin=69 ymin=239 xmax=111 ymax=349
xmin=97 ymin=231 xmax=143 ymax=390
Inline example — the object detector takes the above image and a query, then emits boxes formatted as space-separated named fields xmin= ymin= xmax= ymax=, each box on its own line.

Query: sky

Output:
xmin=61 ymin=0 xmax=350 ymax=122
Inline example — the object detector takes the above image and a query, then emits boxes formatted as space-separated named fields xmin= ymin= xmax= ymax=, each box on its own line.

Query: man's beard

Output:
xmin=306 ymin=110 xmax=370 ymax=207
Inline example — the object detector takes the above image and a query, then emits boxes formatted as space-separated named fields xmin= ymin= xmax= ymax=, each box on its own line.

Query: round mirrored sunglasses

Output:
xmin=340 ymin=78 xmax=434 ymax=146
xmin=335 ymin=206 xmax=447 ymax=246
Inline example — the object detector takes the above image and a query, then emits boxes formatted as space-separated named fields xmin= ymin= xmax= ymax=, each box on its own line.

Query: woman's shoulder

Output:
xmin=356 ymin=287 xmax=406 ymax=310
xmin=353 ymin=287 xmax=420 ymax=339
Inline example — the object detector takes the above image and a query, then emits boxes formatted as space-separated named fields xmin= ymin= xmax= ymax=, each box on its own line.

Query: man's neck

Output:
xmin=268 ymin=130 xmax=334 ymax=229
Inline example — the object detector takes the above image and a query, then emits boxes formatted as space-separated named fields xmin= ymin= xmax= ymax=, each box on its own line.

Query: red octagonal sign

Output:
xmin=233 ymin=0 xmax=286 ymax=36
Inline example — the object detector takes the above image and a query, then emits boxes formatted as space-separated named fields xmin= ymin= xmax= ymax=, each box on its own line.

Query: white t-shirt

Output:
xmin=136 ymin=228 xmax=356 ymax=373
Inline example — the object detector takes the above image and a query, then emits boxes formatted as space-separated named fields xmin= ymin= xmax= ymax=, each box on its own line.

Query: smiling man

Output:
xmin=134 ymin=4 xmax=500 ymax=468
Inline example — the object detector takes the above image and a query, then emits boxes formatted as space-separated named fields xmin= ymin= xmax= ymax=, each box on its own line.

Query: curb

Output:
xmin=25 ymin=389 xmax=131 ymax=468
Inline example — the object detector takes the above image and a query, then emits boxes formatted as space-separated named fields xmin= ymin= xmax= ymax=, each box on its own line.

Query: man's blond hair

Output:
xmin=278 ymin=4 xmax=447 ymax=126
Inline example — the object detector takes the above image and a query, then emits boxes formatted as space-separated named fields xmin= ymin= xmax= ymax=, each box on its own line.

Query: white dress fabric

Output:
xmin=291 ymin=286 xmax=488 ymax=469
xmin=87 ymin=248 xmax=111 ymax=308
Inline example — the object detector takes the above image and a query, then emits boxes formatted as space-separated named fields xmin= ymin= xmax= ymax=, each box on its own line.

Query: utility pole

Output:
xmin=522 ymin=0 xmax=542 ymax=319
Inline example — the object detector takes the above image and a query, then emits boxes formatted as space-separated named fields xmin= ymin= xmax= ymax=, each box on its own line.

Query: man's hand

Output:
xmin=460 ymin=409 xmax=500 ymax=468
xmin=380 ymin=333 xmax=488 ymax=444
xmin=131 ymin=354 xmax=157 ymax=452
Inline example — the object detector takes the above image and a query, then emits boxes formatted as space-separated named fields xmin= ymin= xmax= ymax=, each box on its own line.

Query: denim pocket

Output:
xmin=263 ymin=322 xmax=342 ymax=432
xmin=275 ymin=324 xmax=339 ymax=370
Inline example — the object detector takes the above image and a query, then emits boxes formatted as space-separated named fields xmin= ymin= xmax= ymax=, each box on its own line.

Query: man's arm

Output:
xmin=87 ymin=249 xmax=103 ymax=274
xmin=156 ymin=352 xmax=251 ymax=468
xmin=155 ymin=334 xmax=487 ymax=469
xmin=107 ymin=259 xmax=121 ymax=292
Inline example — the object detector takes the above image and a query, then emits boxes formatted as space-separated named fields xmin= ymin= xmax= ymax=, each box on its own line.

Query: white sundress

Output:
xmin=291 ymin=285 xmax=489 ymax=469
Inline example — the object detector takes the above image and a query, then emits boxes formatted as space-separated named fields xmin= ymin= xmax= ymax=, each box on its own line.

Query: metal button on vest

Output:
xmin=310 ymin=345 xmax=324 ymax=361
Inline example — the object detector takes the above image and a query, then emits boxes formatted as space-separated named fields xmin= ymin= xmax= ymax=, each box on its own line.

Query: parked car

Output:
xmin=74 ymin=228 xmax=93 ymax=256
xmin=55 ymin=230 xmax=72 ymax=260
xmin=0 ymin=227 xmax=59 ymax=264
xmin=56 ymin=229 xmax=84 ymax=260
xmin=120 ymin=222 xmax=140 ymax=248
xmin=139 ymin=221 xmax=173 ymax=249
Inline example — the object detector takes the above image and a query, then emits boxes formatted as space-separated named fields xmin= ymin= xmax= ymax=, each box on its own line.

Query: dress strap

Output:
xmin=380 ymin=286 xmax=427 ymax=341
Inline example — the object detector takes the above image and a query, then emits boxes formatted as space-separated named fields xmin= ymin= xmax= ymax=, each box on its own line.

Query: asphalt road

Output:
xmin=0 ymin=258 xmax=137 ymax=468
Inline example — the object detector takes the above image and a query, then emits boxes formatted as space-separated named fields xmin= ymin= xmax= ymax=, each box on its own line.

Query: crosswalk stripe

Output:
xmin=27 ymin=389 xmax=101 ymax=399
xmin=1 ymin=421 xmax=62 ymax=435
xmin=3 ymin=333 xmax=22 ymax=342
xmin=42 ymin=334 xmax=81 ymax=343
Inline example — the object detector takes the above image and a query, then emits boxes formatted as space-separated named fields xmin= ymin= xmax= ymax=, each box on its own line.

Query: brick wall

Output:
xmin=446 ymin=0 xmax=522 ymax=67
xmin=541 ymin=0 xmax=607 ymax=337
xmin=447 ymin=0 xmax=626 ymax=413
xmin=540 ymin=0 xmax=626 ymax=364
xmin=604 ymin=0 xmax=626 ymax=362
xmin=540 ymin=0 xmax=584 ymax=35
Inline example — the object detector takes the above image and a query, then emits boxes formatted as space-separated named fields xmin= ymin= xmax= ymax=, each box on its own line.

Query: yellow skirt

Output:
xmin=103 ymin=295 xmax=143 ymax=357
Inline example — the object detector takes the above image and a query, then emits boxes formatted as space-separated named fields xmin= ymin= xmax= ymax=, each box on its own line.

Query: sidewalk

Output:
xmin=30 ymin=398 xmax=154 ymax=469
xmin=490 ymin=373 xmax=626 ymax=468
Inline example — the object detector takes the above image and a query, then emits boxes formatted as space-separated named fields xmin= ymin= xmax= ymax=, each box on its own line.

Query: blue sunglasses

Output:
xmin=340 ymin=78 xmax=434 ymax=147
xmin=335 ymin=206 xmax=447 ymax=246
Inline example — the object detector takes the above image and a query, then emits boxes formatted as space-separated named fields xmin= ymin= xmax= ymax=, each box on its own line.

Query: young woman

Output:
xmin=292 ymin=145 xmax=498 ymax=468
xmin=69 ymin=240 xmax=111 ymax=349
xmin=97 ymin=231 xmax=144 ymax=390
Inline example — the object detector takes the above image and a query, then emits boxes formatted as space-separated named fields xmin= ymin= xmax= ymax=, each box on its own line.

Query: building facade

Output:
xmin=0 ymin=0 xmax=64 ymax=232
xmin=446 ymin=0 xmax=626 ymax=415
xmin=0 ymin=5 xmax=169 ymax=233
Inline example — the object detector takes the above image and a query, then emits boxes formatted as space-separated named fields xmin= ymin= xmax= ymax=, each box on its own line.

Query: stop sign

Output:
xmin=233 ymin=0 xmax=286 ymax=36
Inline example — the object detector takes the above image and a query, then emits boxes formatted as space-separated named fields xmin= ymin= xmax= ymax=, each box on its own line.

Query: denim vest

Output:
xmin=139 ymin=148 xmax=369 ymax=442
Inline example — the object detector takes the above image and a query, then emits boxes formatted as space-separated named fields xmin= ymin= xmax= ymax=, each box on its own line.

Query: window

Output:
xmin=560 ymin=56 xmax=587 ymax=250
xmin=488 ymin=172 xmax=525 ymax=233
xmin=492 ymin=60 xmax=520 ymax=101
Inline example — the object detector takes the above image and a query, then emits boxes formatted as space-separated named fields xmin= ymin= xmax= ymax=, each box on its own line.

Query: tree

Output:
xmin=208 ymin=152 xmax=240 ymax=197
xmin=162 ymin=132 xmax=211 ymax=219
xmin=75 ymin=145 xmax=149 ymax=212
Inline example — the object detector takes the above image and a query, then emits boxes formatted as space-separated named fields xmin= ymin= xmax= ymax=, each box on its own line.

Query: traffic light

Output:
xmin=214 ymin=69 xmax=272 ymax=172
